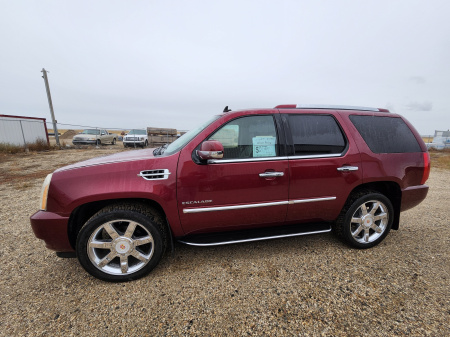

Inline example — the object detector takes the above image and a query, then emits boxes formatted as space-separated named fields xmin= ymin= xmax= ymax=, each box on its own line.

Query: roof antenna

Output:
xmin=223 ymin=105 xmax=231 ymax=112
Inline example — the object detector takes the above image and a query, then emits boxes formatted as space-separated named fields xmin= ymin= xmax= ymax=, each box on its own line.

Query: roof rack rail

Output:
xmin=275 ymin=104 xmax=389 ymax=112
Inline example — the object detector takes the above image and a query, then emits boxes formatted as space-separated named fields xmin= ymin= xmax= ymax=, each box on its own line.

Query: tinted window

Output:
xmin=349 ymin=115 xmax=421 ymax=153
xmin=287 ymin=115 xmax=346 ymax=155
xmin=208 ymin=115 xmax=278 ymax=159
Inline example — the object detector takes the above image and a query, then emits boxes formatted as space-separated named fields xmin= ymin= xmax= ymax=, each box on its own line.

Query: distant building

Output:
xmin=434 ymin=130 xmax=450 ymax=137
xmin=0 ymin=114 xmax=49 ymax=146
xmin=426 ymin=129 xmax=450 ymax=150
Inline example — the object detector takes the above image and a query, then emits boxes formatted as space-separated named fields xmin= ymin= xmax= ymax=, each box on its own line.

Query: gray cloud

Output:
xmin=405 ymin=101 xmax=433 ymax=111
xmin=409 ymin=76 xmax=426 ymax=84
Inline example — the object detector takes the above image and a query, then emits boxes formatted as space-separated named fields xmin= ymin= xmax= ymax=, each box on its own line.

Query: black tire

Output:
xmin=112 ymin=138 xmax=116 ymax=145
xmin=123 ymin=144 xmax=127 ymax=148
xmin=144 ymin=140 xmax=148 ymax=147
xmin=76 ymin=203 xmax=166 ymax=282
xmin=96 ymin=139 xmax=101 ymax=146
xmin=333 ymin=191 xmax=394 ymax=249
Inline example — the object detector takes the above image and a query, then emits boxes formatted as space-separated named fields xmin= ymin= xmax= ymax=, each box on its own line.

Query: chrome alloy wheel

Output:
xmin=349 ymin=200 xmax=389 ymax=244
xmin=87 ymin=220 xmax=154 ymax=275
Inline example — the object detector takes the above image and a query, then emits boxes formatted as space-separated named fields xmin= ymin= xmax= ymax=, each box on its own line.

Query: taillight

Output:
xmin=421 ymin=152 xmax=430 ymax=185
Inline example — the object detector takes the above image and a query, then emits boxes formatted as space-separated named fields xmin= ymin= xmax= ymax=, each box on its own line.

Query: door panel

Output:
xmin=177 ymin=159 xmax=289 ymax=234
xmin=286 ymin=152 xmax=361 ymax=222
xmin=176 ymin=114 xmax=289 ymax=235
xmin=283 ymin=113 xmax=362 ymax=223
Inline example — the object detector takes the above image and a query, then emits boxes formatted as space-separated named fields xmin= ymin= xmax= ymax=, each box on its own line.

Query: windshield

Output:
xmin=162 ymin=115 xmax=221 ymax=156
xmin=81 ymin=129 xmax=100 ymax=135
xmin=128 ymin=129 xmax=146 ymax=135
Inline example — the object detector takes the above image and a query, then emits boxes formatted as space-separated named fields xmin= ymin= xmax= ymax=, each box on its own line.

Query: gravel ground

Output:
xmin=0 ymin=147 xmax=448 ymax=336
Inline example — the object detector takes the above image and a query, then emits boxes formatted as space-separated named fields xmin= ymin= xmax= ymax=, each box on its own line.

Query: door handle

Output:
xmin=337 ymin=166 xmax=359 ymax=172
xmin=259 ymin=172 xmax=284 ymax=178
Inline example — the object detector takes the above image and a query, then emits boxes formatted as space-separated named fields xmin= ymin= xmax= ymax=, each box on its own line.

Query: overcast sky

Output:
xmin=1 ymin=0 xmax=449 ymax=134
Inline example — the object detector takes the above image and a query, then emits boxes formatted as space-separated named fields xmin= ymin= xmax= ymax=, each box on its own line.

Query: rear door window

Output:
xmin=286 ymin=115 xmax=346 ymax=156
xmin=349 ymin=115 xmax=421 ymax=153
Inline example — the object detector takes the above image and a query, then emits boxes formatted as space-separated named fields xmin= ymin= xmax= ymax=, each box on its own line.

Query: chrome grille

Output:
xmin=138 ymin=169 xmax=170 ymax=180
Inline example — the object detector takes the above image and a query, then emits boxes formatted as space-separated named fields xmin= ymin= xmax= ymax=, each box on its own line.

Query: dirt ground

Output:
xmin=0 ymin=147 xmax=448 ymax=336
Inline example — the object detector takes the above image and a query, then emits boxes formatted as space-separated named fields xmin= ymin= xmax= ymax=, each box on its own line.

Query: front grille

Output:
xmin=138 ymin=169 xmax=170 ymax=180
xmin=126 ymin=137 xmax=141 ymax=141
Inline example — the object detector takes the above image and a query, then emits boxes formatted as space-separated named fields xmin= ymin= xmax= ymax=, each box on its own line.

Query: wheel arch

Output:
xmin=67 ymin=198 xmax=170 ymax=249
xmin=348 ymin=181 xmax=401 ymax=230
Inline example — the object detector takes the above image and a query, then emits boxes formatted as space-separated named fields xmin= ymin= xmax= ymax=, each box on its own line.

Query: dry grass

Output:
xmin=0 ymin=139 xmax=51 ymax=154
xmin=429 ymin=148 xmax=450 ymax=170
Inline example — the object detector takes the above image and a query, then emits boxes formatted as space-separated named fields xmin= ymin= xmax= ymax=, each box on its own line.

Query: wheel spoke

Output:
xmin=98 ymin=251 xmax=118 ymax=268
xmin=360 ymin=204 xmax=368 ymax=216
xmin=374 ymin=212 xmax=387 ymax=222
xmin=364 ymin=229 xmax=370 ymax=242
xmin=130 ymin=250 xmax=149 ymax=263
xmin=89 ymin=240 xmax=113 ymax=249
xmin=370 ymin=202 xmax=380 ymax=215
xmin=134 ymin=236 xmax=153 ymax=246
xmin=103 ymin=223 xmax=119 ymax=240
xmin=352 ymin=225 xmax=364 ymax=238
xmin=371 ymin=223 xmax=383 ymax=233
xmin=351 ymin=217 xmax=362 ymax=224
xmin=124 ymin=222 xmax=137 ymax=238
xmin=120 ymin=255 xmax=128 ymax=274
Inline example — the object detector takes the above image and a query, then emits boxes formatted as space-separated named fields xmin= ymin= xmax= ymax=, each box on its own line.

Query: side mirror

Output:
xmin=198 ymin=140 xmax=224 ymax=160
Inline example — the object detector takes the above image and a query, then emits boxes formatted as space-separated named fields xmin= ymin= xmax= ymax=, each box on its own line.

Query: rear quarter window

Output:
xmin=349 ymin=115 xmax=421 ymax=153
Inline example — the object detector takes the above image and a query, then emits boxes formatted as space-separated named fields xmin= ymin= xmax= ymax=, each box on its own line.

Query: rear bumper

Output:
xmin=30 ymin=211 xmax=74 ymax=252
xmin=401 ymin=185 xmax=429 ymax=212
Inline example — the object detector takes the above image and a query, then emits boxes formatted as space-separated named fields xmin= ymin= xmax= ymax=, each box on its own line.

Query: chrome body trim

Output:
xmin=183 ymin=196 xmax=336 ymax=213
xmin=178 ymin=228 xmax=332 ymax=247
xmin=296 ymin=104 xmax=380 ymax=112
xmin=259 ymin=172 xmax=284 ymax=178
xmin=183 ymin=201 xmax=288 ymax=214
xmin=138 ymin=169 xmax=171 ymax=180
xmin=289 ymin=196 xmax=336 ymax=204
xmin=207 ymin=153 xmax=344 ymax=164
xmin=288 ymin=153 xmax=342 ymax=160
xmin=337 ymin=166 xmax=359 ymax=172
xmin=208 ymin=156 xmax=288 ymax=164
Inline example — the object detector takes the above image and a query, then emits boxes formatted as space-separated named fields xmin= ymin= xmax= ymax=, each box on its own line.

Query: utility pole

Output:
xmin=41 ymin=68 xmax=60 ymax=146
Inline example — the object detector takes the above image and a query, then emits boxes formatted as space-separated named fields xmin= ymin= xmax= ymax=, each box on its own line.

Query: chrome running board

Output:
xmin=178 ymin=223 xmax=331 ymax=247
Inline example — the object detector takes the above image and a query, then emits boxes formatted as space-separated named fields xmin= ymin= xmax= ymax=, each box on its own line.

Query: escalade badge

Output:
xmin=182 ymin=200 xmax=213 ymax=205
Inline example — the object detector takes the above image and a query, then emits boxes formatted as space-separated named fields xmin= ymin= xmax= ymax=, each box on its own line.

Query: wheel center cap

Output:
xmin=115 ymin=239 xmax=132 ymax=254
xmin=362 ymin=215 xmax=373 ymax=228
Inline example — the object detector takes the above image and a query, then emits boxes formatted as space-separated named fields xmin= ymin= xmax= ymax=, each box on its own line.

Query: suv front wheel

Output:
xmin=334 ymin=192 xmax=394 ymax=249
xmin=76 ymin=204 xmax=166 ymax=282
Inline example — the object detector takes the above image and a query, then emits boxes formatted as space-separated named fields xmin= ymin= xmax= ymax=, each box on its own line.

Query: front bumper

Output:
xmin=123 ymin=141 xmax=146 ymax=146
xmin=30 ymin=211 xmax=74 ymax=252
xmin=72 ymin=140 xmax=97 ymax=145
xmin=400 ymin=185 xmax=429 ymax=212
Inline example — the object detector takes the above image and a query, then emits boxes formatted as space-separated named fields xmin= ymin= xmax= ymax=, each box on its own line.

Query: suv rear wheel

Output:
xmin=334 ymin=192 xmax=393 ymax=249
xmin=76 ymin=204 xmax=166 ymax=282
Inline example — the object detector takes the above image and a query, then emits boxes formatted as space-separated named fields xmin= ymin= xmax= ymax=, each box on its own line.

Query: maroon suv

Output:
xmin=30 ymin=104 xmax=430 ymax=282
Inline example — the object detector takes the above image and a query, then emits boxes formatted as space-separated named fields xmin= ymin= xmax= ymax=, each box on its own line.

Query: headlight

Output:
xmin=140 ymin=137 xmax=144 ymax=140
xmin=40 ymin=173 xmax=53 ymax=211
